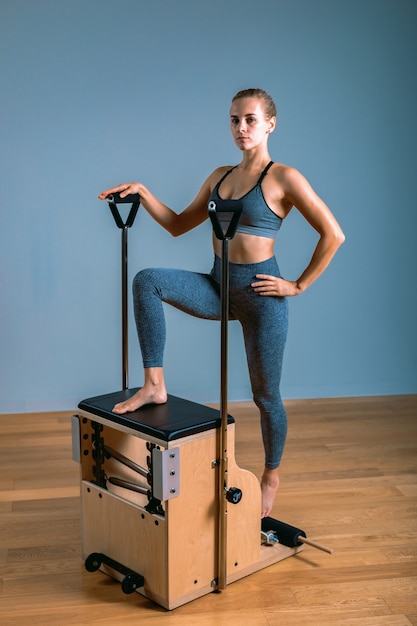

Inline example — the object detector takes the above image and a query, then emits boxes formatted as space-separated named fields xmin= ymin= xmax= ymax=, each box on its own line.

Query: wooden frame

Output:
xmin=74 ymin=399 xmax=301 ymax=610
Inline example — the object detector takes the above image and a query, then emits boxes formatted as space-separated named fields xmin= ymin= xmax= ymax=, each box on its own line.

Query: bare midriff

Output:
xmin=212 ymin=231 xmax=275 ymax=264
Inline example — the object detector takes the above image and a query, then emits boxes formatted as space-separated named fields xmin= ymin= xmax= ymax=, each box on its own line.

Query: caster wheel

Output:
xmin=121 ymin=573 xmax=143 ymax=594
xmin=85 ymin=552 xmax=102 ymax=572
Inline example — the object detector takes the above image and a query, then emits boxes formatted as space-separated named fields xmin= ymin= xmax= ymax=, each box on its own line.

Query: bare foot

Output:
xmin=261 ymin=468 xmax=280 ymax=518
xmin=112 ymin=384 xmax=167 ymax=414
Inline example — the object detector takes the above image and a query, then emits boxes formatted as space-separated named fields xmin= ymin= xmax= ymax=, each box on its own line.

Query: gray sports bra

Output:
xmin=208 ymin=160 xmax=282 ymax=239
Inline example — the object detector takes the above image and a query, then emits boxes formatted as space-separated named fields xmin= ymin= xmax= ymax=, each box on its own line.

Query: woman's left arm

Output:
xmin=252 ymin=167 xmax=345 ymax=297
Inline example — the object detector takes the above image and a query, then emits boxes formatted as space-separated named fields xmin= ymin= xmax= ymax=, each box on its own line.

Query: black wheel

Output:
xmin=85 ymin=552 xmax=102 ymax=572
xmin=121 ymin=573 xmax=144 ymax=594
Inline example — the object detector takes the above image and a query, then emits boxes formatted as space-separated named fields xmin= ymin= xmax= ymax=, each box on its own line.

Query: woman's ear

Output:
xmin=267 ymin=116 xmax=276 ymax=134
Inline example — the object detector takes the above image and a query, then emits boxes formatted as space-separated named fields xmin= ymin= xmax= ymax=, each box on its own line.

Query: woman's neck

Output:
xmin=238 ymin=149 xmax=271 ymax=172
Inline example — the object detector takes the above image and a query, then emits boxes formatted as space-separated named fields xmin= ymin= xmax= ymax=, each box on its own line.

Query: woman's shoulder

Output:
xmin=206 ymin=164 xmax=235 ymax=187
xmin=211 ymin=164 xmax=235 ymax=177
xmin=270 ymin=161 xmax=297 ymax=176
xmin=269 ymin=162 xmax=308 ymax=186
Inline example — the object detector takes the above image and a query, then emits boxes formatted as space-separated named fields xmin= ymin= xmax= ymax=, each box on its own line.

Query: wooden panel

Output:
xmin=81 ymin=482 xmax=168 ymax=604
xmin=225 ymin=423 xmax=263 ymax=577
xmin=165 ymin=431 xmax=218 ymax=608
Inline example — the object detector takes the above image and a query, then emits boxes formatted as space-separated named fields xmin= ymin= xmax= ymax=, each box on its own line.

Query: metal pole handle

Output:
xmin=208 ymin=198 xmax=242 ymax=590
xmin=107 ymin=194 xmax=141 ymax=390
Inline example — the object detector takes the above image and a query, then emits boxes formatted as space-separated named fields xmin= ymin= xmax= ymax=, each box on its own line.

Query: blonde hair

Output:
xmin=232 ymin=88 xmax=277 ymax=119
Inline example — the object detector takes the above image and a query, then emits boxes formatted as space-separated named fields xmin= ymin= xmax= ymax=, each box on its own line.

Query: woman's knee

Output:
xmin=254 ymin=392 xmax=281 ymax=414
xmin=132 ymin=268 xmax=160 ymax=298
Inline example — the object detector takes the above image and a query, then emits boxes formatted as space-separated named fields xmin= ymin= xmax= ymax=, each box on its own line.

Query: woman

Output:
xmin=99 ymin=88 xmax=345 ymax=517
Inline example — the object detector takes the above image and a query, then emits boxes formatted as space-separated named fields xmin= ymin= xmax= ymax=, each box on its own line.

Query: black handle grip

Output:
xmin=108 ymin=192 xmax=140 ymax=204
xmin=107 ymin=195 xmax=140 ymax=228
xmin=208 ymin=199 xmax=242 ymax=240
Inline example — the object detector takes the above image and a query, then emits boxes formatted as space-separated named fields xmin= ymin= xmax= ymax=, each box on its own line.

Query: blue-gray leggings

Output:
xmin=132 ymin=255 xmax=288 ymax=469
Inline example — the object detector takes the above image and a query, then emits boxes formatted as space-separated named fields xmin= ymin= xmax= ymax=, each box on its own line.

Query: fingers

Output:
xmin=251 ymin=275 xmax=277 ymax=295
xmin=98 ymin=183 xmax=132 ymax=200
xmin=251 ymin=275 xmax=297 ymax=297
xmin=251 ymin=274 xmax=276 ymax=289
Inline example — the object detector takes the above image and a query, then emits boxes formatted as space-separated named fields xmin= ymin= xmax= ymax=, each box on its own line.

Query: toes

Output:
xmin=112 ymin=403 xmax=129 ymax=414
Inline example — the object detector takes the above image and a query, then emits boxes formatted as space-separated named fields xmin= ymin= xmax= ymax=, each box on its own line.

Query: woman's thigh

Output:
xmin=133 ymin=267 xmax=222 ymax=320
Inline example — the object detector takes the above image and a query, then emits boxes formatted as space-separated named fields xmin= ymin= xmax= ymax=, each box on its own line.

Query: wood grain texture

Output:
xmin=1 ymin=395 xmax=416 ymax=624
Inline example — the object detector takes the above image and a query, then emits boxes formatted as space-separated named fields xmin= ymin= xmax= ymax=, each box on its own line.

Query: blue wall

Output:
xmin=1 ymin=0 xmax=416 ymax=412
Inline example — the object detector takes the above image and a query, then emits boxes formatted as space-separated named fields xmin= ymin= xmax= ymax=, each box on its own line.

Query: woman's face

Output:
xmin=229 ymin=97 xmax=275 ymax=151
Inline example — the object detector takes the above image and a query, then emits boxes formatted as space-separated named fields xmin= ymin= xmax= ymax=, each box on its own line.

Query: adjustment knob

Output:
xmin=226 ymin=486 xmax=243 ymax=504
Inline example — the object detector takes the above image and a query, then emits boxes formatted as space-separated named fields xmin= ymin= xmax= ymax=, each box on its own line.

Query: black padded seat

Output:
xmin=78 ymin=388 xmax=234 ymax=443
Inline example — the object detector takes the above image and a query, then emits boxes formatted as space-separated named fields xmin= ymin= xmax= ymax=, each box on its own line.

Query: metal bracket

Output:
xmin=151 ymin=447 xmax=180 ymax=501
xmin=71 ymin=415 xmax=81 ymax=463
xmin=261 ymin=530 xmax=280 ymax=546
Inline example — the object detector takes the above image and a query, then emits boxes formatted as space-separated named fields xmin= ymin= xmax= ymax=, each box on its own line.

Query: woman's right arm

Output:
xmin=98 ymin=168 xmax=226 ymax=237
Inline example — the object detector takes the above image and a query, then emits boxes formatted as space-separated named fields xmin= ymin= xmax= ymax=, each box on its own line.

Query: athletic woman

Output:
xmin=99 ymin=88 xmax=345 ymax=517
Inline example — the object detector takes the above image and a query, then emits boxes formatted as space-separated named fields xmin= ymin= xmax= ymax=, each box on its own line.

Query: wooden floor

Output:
xmin=0 ymin=395 xmax=416 ymax=625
